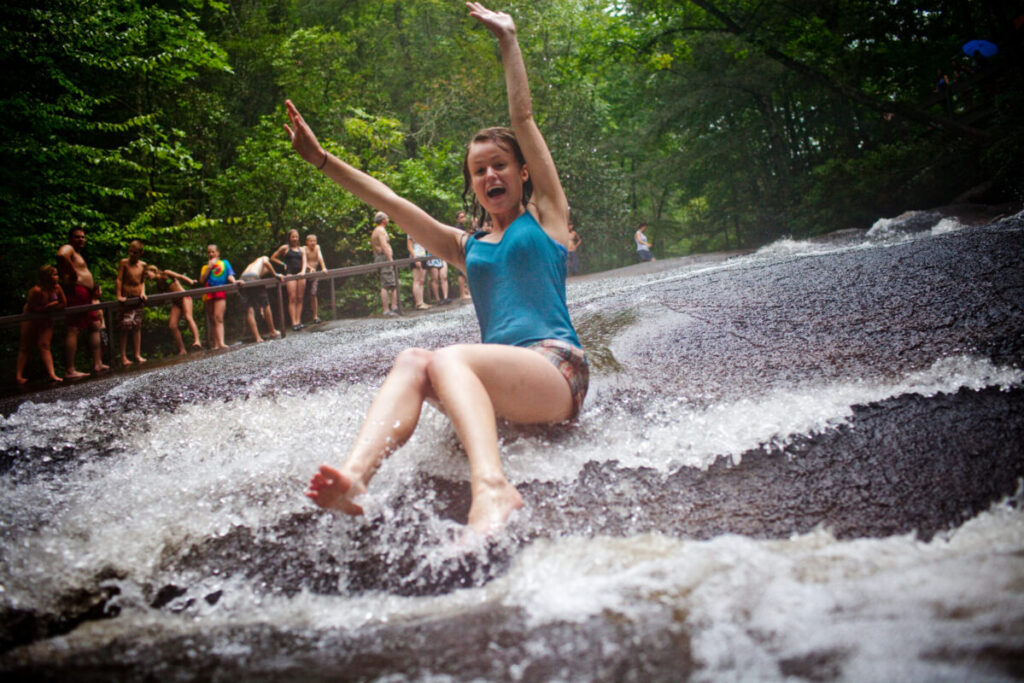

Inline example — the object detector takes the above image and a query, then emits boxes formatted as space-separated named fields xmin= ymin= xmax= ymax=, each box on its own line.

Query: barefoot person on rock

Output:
xmin=286 ymin=2 xmax=588 ymax=535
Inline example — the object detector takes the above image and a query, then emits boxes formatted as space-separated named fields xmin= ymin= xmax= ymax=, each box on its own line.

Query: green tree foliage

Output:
xmin=3 ymin=0 xmax=1022 ymax=317
xmin=0 ymin=0 xmax=230 ymax=310
xmin=601 ymin=0 xmax=1023 ymax=250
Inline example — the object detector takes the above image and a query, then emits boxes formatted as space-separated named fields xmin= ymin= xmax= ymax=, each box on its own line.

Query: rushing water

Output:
xmin=2 ymin=210 xmax=1023 ymax=680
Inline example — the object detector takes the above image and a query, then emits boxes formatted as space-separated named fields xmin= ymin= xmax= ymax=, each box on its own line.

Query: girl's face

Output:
xmin=466 ymin=139 xmax=528 ymax=217
xmin=289 ymin=230 xmax=300 ymax=245
xmin=207 ymin=246 xmax=219 ymax=260
xmin=48 ymin=269 xmax=59 ymax=286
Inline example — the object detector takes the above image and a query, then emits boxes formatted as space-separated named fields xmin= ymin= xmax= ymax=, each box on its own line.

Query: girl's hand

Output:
xmin=283 ymin=100 xmax=327 ymax=167
xmin=466 ymin=2 xmax=516 ymax=40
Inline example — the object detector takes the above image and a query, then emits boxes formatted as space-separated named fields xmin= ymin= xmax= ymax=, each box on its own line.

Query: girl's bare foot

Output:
xmin=134 ymin=356 xmax=147 ymax=364
xmin=191 ymin=342 xmax=202 ymax=350
xmin=65 ymin=370 xmax=89 ymax=379
xmin=177 ymin=349 xmax=187 ymax=355
xmin=93 ymin=363 xmax=110 ymax=373
xmin=48 ymin=375 xmax=62 ymax=383
xmin=121 ymin=358 xmax=133 ymax=366
xmin=16 ymin=377 xmax=28 ymax=385
xmin=467 ymin=478 xmax=523 ymax=535
xmin=307 ymin=464 xmax=367 ymax=516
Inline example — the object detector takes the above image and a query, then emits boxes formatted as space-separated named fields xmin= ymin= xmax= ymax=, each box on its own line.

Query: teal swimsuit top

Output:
xmin=464 ymin=211 xmax=581 ymax=349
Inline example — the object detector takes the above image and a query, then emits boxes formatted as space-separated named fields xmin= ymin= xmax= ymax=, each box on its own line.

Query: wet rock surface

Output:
xmin=2 ymin=213 xmax=1023 ymax=678
xmin=1 ymin=606 xmax=695 ymax=683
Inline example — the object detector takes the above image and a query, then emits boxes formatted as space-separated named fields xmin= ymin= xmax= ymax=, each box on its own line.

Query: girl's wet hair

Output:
xmin=461 ymin=127 xmax=532 ymax=228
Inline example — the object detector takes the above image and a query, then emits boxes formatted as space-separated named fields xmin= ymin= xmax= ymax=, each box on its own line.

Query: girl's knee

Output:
xmin=392 ymin=347 xmax=435 ymax=393
xmin=394 ymin=347 xmax=433 ymax=375
xmin=425 ymin=345 xmax=471 ymax=378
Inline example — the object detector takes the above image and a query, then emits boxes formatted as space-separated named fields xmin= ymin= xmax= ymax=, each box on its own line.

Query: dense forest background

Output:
xmin=2 ymin=0 xmax=1022 ymax=316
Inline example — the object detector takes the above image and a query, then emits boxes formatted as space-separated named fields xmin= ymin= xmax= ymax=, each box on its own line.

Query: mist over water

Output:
xmin=2 ymin=211 xmax=1023 ymax=680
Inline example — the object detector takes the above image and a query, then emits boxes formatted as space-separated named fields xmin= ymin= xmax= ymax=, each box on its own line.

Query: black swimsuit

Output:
xmin=283 ymin=247 xmax=303 ymax=275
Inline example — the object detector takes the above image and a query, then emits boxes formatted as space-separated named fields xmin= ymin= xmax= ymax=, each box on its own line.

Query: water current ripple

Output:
xmin=1 ymin=211 xmax=1023 ymax=679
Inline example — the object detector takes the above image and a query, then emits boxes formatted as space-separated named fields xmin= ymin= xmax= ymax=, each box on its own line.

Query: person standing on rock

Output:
xmin=372 ymin=212 xmax=400 ymax=316
xmin=286 ymin=2 xmax=588 ymax=535
xmin=56 ymin=227 xmax=109 ymax=378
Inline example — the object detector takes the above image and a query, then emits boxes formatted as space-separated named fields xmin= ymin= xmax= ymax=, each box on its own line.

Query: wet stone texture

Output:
xmin=522 ymin=386 xmax=1024 ymax=543
xmin=0 ymin=606 xmax=694 ymax=683
xmin=600 ymin=219 xmax=1024 ymax=406
xmin=1 ymin=214 xmax=1023 ymax=678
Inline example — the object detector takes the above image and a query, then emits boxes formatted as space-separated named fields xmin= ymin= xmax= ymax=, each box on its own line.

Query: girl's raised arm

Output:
xmin=284 ymin=100 xmax=466 ymax=267
xmin=466 ymin=2 xmax=570 ymax=245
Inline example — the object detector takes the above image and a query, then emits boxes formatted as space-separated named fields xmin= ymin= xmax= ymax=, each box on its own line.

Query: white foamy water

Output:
xmin=497 ymin=496 xmax=1024 ymax=678
xmin=10 ymin=492 xmax=1022 ymax=681
xmin=2 ymin=221 xmax=1022 ymax=678
xmin=931 ymin=217 xmax=967 ymax=235
xmin=2 ymin=351 xmax=1019 ymax=614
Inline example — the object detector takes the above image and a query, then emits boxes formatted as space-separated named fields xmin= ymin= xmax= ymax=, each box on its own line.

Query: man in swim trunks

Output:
xmin=115 ymin=239 xmax=148 ymax=365
xmin=372 ymin=212 xmax=399 ymax=316
xmin=56 ymin=227 xmax=109 ymax=378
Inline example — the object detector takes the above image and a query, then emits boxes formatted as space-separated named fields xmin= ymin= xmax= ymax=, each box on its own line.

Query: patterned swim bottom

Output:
xmin=527 ymin=339 xmax=589 ymax=419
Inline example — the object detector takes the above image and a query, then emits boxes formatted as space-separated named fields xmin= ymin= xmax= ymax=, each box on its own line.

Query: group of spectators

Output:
xmin=372 ymin=210 xmax=478 ymax=315
xmin=15 ymin=212 xmax=595 ymax=386
xmin=14 ymin=227 xmax=327 ymax=385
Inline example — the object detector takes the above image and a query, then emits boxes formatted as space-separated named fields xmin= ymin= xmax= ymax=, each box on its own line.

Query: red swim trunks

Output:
xmin=66 ymin=284 xmax=100 ymax=330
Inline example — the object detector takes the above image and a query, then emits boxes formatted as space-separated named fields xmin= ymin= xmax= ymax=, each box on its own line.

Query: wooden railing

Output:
xmin=2 ymin=256 xmax=428 ymax=365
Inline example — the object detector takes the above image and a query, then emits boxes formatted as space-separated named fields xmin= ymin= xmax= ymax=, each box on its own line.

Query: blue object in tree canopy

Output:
xmin=962 ymin=39 xmax=998 ymax=58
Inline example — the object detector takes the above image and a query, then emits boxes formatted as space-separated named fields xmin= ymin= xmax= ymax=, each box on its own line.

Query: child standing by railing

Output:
xmin=15 ymin=265 xmax=66 ymax=385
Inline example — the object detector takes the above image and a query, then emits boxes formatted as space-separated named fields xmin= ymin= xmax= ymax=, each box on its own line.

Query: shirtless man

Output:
xmin=115 ymin=239 xmax=148 ymax=365
xmin=56 ymin=227 xmax=109 ymax=378
xmin=372 ymin=212 xmax=399 ymax=316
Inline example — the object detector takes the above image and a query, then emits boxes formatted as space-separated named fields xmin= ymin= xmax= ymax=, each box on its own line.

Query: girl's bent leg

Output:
xmin=307 ymin=348 xmax=436 ymax=514
xmin=426 ymin=344 xmax=574 ymax=533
